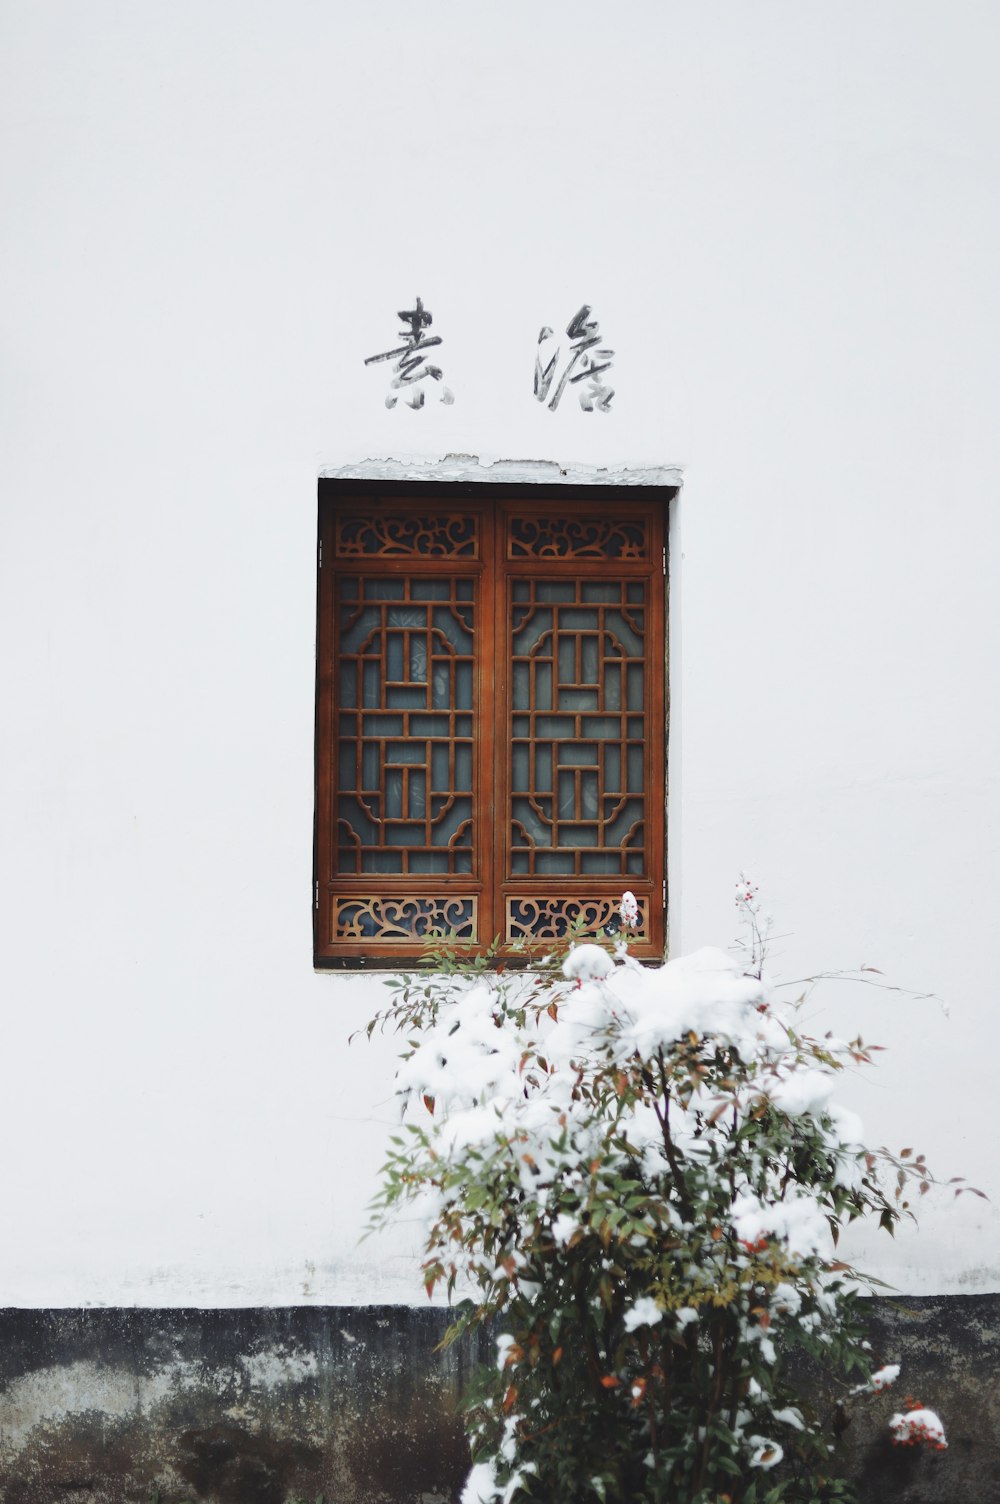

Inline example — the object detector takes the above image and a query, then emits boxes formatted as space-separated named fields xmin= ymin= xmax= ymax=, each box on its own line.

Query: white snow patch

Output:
xmin=623 ymin=1296 xmax=663 ymax=1331
xmin=747 ymin=1435 xmax=784 ymax=1469
xmin=889 ymin=1407 xmax=947 ymax=1448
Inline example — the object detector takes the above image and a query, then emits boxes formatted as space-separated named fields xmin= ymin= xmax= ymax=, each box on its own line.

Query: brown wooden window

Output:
xmin=314 ymin=482 xmax=672 ymax=966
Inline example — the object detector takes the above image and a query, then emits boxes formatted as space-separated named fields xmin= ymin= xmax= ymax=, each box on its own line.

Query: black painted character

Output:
xmin=534 ymin=305 xmax=615 ymax=412
xmin=365 ymin=296 xmax=455 ymax=409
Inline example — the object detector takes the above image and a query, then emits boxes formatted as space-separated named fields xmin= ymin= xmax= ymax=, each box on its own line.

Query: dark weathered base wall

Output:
xmin=0 ymin=1297 xmax=996 ymax=1504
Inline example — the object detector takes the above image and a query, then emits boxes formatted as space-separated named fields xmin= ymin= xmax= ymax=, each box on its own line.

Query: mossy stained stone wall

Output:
xmin=0 ymin=1299 xmax=996 ymax=1503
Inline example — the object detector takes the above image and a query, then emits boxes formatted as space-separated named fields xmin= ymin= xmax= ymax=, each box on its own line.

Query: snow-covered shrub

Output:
xmin=363 ymin=892 xmax=952 ymax=1504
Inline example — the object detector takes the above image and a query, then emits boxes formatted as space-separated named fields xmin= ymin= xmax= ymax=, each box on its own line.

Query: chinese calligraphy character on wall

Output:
xmin=364 ymin=296 xmax=455 ymax=408
xmin=534 ymin=305 xmax=615 ymax=412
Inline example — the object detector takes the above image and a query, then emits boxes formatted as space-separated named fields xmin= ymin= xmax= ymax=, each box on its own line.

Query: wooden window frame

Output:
xmin=314 ymin=478 xmax=674 ymax=968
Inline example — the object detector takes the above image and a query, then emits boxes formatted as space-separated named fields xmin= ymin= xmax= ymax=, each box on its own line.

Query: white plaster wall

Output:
xmin=1 ymin=0 xmax=998 ymax=1304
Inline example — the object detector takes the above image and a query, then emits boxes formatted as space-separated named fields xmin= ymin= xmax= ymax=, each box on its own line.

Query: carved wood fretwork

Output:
xmin=336 ymin=513 xmax=478 ymax=557
xmin=508 ymin=515 xmax=647 ymax=560
xmin=507 ymin=895 xmax=649 ymax=941
xmin=333 ymin=896 xmax=477 ymax=941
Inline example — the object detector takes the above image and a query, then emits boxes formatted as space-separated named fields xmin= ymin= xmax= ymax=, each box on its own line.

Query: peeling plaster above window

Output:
xmin=319 ymin=455 xmax=684 ymax=489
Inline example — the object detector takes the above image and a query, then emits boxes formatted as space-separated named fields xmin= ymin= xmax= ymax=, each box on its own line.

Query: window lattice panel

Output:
xmin=335 ymin=576 xmax=475 ymax=875
xmin=509 ymin=578 xmax=646 ymax=877
xmin=507 ymin=895 xmax=649 ymax=941
xmin=335 ymin=513 xmax=478 ymax=557
xmin=333 ymin=896 xmax=477 ymax=942
xmin=508 ymin=514 xmax=648 ymax=560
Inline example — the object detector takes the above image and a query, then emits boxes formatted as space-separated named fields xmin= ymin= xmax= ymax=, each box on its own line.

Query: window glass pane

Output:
xmin=433 ymin=604 xmax=473 ymax=651
xmin=512 ymin=796 xmax=553 ymax=847
xmin=512 ymin=607 xmax=552 ymax=656
xmin=431 ymin=665 xmax=451 ymax=709
xmin=412 ymin=713 xmax=449 ymax=736
xmin=338 ymin=796 xmax=377 ymax=844
xmin=362 ymin=662 xmax=380 ymax=706
xmin=386 ymin=741 xmax=422 ymax=764
xmin=535 ymin=581 xmax=575 ymax=603
xmin=605 ymin=609 xmax=644 ymax=656
xmin=386 ymin=606 xmax=424 ymax=629
xmin=366 ymin=579 xmax=405 ymax=600
xmin=582 ymin=716 xmax=619 ymax=738
xmin=559 ymin=689 xmax=599 ymax=711
xmin=580 ymin=852 xmax=619 ymax=875
xmin=511 ymin=741 xmax=530 ymax=792
xmin=580 ymin=581 xmax=619 ymax=603
xmin=411 ymin=580 xmax=451 ymax=600
xmin=535 ymin=852 xmax=575 ymax=875
xmin=454 ymin=743 xmax=472 ymax=790
xmin=409 ymin=636 xmax=427 ymax=682
xmin=362 ymin=744 xmax=379 ymax=787
xmin=384 ymin=822 xmax=424 ymax=846
xmin=385 ymin=770 xmax=403 ymax=819
xmin=340 ymin=665 xmax=358 ymax=708
xmin=606 ymin=799 xmax=643 ymax=846
xmin=435 ymin=796 xmax=473 ymax=846
xmin=368 ymin=851 xmax=404 ymax=873
xmin=557 ymin=636 xmax=575 ymax=683
xmin=385 ymin=687 xmax=424 ymax=709
xmin=560 ymin=746 xmax=598 ymax=766
xmin=557 ymin=771 xmax=575 ymax=818
xmin=409 ymin=850 xmax=449 ymax=873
